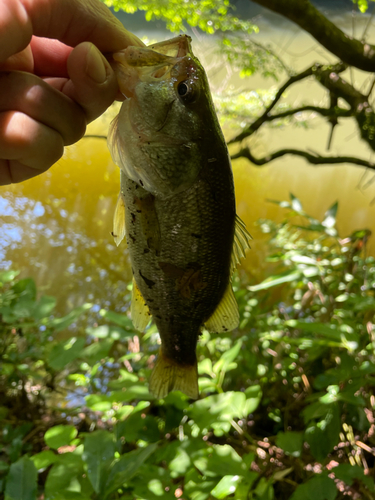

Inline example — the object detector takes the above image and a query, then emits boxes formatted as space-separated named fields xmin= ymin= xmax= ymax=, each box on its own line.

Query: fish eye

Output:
xmin=178 ymin=82 xmax=189 ymax=96
xmin=176 ymin=80 xmax=197 ymax=103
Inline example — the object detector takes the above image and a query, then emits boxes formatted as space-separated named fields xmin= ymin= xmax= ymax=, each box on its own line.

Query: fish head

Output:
xmin=109 ymin=36 xmax=225 ymax=197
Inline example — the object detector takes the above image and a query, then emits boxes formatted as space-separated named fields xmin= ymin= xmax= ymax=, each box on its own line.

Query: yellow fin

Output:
xmin=108 ymin=114 xmax=120 ymax=166
xmin=204 ymin=282 xmax=239 ymax=333
xmin=231 ymin=215 xmax=252 ymax=274
xmin=149 ymin=351 xmax=198 ymax=399
xmin=112 ymin=192 xmax=126 ymax=247
xmin=131 ymin=278 xmax=151 ymax=332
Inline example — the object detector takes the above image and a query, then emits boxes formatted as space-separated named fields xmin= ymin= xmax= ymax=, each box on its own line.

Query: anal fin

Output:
xmin=131 ymin=278 xmax=151 ymax=332
xmin=149 ymin=350 xmax=198 ymax=399
xmin=204 ymin=282 xmax=239 ymax=333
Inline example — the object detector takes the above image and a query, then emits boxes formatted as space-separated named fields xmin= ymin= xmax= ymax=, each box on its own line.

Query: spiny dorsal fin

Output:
xmin=231 ymin=214 xmax=252 ymax=274
xmin=149 ymin=350 xmax=198 ymax=399
xmin=204 ymin=281 xmax=239 ymax=333
xmin=112 ymin=192 xmax=126 ymax=247
xmin=131 ymin=278 xmax=151 ymax=332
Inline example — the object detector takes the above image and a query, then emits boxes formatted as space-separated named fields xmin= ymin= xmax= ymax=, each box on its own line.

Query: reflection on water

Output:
xmin=1 ymin=10 xmax=375 ymax=313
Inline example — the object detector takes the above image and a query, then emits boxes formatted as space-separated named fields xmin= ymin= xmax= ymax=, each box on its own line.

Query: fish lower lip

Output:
xmin=156 ymin=99 xmax=176 ymax=132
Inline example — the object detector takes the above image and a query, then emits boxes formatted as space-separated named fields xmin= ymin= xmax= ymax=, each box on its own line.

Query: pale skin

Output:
xmin=0 ymin=0 xmax=143 ymax=185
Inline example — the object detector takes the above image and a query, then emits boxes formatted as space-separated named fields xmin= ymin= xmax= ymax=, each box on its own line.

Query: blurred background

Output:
xmin=1 ymin=0 xmax=375 ymax=315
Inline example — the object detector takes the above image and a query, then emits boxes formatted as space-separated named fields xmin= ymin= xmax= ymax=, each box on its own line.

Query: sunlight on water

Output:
xmin=1 ymin=13 xmax=375 ymax=312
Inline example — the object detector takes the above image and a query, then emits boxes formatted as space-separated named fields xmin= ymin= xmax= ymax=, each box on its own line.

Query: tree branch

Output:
xmin=260 ymin=105 xmax=352 ymax=122
xmin=231 ymin=146 xmax=375 ymax=169
xmin=314 ymin=65 xmax=375 ymax=151
xmin=250 ymin=0 xmax=375 ymax=72
xmin=228 ymin=63 xmax=346 ymax=144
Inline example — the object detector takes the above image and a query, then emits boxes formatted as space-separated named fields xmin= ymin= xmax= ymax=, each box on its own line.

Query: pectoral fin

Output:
xmin=149 ymin=350 xmax=198 ymax=399
xmin=231 ymin=215 xmax=252 ymax=274
xmin=112 ymin=192 xmax=127 ymax=247
xmin=131 ymin=278 xmax=151 ymax=332
xmin=204 ymin=282 xmax=239 ymax=333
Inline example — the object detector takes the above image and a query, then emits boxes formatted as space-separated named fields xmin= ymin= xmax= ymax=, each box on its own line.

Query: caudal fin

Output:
xmin=149 ymin=351 xmax=199 ymax=399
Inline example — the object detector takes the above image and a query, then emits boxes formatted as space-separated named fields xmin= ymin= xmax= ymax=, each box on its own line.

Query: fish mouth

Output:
xmin=111 ymin=35 xmax=193 ymax=98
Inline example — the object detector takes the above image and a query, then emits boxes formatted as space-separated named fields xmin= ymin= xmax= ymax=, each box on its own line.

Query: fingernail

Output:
xmin=86 ymin=45 xmax=107 ymax=83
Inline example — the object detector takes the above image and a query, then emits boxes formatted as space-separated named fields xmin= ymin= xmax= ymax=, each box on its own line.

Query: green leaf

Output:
xmin=86 ymin=324 xmax=132 ymax=340
xmin=322 ymin=201 xmax=338 ymax=229
xmin=304 ymin=404 xmax=340 ymax=461
xmin=50 ymin=304 xmax=92 ymax=332
xmin=48 ymin=337 xmax=86 ymax=370
xmin=213 ymin=340 xmax=242 ymax=374
xmin=44 ymin=456 xmax=85 ymax=499
xmin=5 ymin=456 xmax=37 ymax=500
xmin=334 ymin=464 xmax=374 ymax=491
xmin=248 ymin=271 xmax=301 ymax=291
xmin=243 ymin=385 xmax=262 ymax=415
xmin=189 ymin=392 xmax=249 ymax=432
xmin=45 ymin=425 xmax=78 ymax=450
xmin=211 ymin=475 xmax=242 ymax=498
xmin=290 ymin=193 xmax=303 ymax=213
xmin=85 ymin=394 xmax=113 ymax=412
xmin=30 ymin=450 xmax=58 ymax=470
xmin=193 ymin=444 xmax=247 ymax=478
xmin=169 ymin=447 xmax=191 ymax=476
xmin=290 ymin=475 xmax=337 ymax=500
xmin=356 ymin=0 xmax=369 ymax=13
xmin=104 ymin=443 xmax=158 ymax=498
xmin=0 ymin=270 xmax=19 ymax=283
xmin=275 ymin=431 xmax=303 ymax=457
xmin=99 ymin=309 xmax=134 ymax=329
xmin=253 ymin=477 xmax=274 ymax=500
xmin=81 ymin=338 xmax=115 ymax=363
xmin=33 ymin=295 xmax=56 ymax=320
xmin=12 ymin=278 xmax=36 ymax=300
xmin=82 ymin=430 xmax=115 ymax=495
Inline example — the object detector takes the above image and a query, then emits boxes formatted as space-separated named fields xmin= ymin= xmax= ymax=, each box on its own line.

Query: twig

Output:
xmin=231 ymin=146 xmax=375 ymax=170
xmin=228 ymin=63 xmax=346 ymax=144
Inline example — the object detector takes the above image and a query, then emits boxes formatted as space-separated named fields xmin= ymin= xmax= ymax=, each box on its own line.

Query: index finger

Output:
xmin=0 ymin=0 xmax=143 ymax=63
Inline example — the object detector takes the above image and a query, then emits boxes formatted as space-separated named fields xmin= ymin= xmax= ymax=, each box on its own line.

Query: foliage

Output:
xmin=1 ymin=196 xmax=375 ymax=499
xmin=102 ymin=0 xmax=257 ymax=35
xmin=100 ymin=0 xmax=285 ymax=86
xmin=352 ymin=0 xmax=375 ymax=13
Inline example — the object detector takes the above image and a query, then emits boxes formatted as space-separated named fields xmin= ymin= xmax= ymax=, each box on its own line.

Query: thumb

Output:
xmin=63 ymin=42 xmax=119 ymax=123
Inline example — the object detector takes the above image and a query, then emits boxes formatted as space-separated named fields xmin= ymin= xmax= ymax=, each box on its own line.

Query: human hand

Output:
xmin=0 ymin=0 xmax=143 ymax=185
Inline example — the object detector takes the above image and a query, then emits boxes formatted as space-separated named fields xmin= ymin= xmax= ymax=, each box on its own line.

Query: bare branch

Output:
xmin=250 ymin=0 xmax=375 ymax=72
xmin=315 ymin=65 xmax=375 ymax=151
xmin=231 ymin=146 xmax=375 ymax=170
xmin=228 ymin=63 xmax=346 ymax=144
xmin=262 ymin=105 xmax=352 ymax=121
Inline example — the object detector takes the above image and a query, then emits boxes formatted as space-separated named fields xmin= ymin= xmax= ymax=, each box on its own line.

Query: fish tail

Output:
xmin=149 ymin=350 xmax=199 ymax=399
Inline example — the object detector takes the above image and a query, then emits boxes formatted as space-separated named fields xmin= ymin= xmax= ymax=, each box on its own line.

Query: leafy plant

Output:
xmin=1 ymin=196 xmax=374 ymax=499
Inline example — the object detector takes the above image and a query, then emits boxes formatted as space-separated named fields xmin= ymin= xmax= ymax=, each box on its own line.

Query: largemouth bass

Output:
xmin=108 ymin=36 xmax=250 ymax=399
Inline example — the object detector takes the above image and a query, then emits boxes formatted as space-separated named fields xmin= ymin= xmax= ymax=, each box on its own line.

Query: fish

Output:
xmin=107 ymin=35 xmax=251 ymax=399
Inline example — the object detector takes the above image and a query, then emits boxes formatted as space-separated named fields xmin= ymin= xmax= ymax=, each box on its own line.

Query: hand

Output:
xmin=0 ymin=0 xmax=143 ymax=185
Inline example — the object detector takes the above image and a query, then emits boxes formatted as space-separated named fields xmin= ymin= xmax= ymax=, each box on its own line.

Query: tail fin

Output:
xmin=149 ymin=350 xmax=198 ymax=399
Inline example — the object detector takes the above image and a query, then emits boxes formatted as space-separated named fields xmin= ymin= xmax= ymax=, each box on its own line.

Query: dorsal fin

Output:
xmin=131 ymin=278 xmax=151 ymax=332
xmin=204 ymin=215 xmax=251 ymax=334
xmin=204 ymin=281 xmax=239 ymax=333
xmin=231 ymin=215 xmax=252 ymax=274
